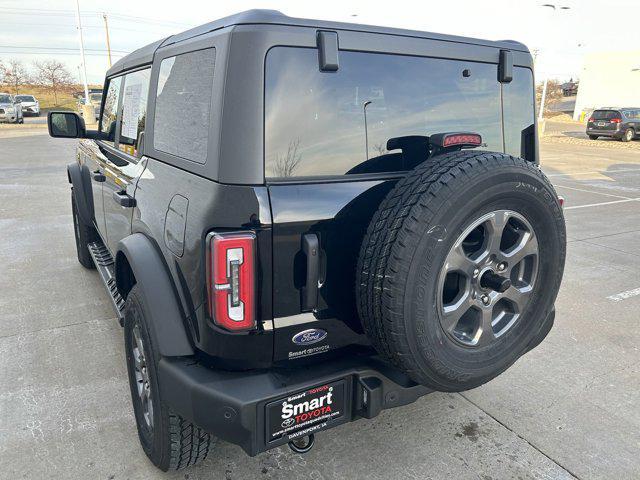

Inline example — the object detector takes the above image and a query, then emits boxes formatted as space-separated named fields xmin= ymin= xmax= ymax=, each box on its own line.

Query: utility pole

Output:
xmin=74 ymin=0 xmax=89 ymax=103
xmin=537 ymin=4 xmax=571 ymax=122
xmin=103 ymin=13 xmax=112 ymax=68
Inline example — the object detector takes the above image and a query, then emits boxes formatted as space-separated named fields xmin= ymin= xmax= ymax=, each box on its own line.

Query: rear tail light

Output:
xmin=558 ymin=196 xmax=565 ymax=208
xmin=610 ymin=118 xmax=622 ymax=123
xmin=207 ymin=231 xmax=256 ymax=331
xmin=587 ymin=117 xmax=594 ymax=123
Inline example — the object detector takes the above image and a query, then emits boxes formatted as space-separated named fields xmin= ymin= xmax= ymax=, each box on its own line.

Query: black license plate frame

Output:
xmin=266 ymin=379 xmax=347 ymax=443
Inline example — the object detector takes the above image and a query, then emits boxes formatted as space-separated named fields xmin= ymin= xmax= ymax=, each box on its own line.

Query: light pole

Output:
xmin=103 ymin=13 xmax=112 ymax=68
xmin=363 ymin=100 xmax=372 ymax=160
xmin=74 ymin=0 xmax=90 ymax=103
xmin=537 ymin=4 xmax=571 ymax=122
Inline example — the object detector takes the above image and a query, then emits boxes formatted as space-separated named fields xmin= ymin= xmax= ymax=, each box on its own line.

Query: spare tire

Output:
xmin=356 ymin=150 xmax=566 ymax=391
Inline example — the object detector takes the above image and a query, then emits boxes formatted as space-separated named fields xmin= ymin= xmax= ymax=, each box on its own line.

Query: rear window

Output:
xmin=153 ymin=48 xmax=216 ymax=164
xmin=592 ymin=110 xmax=621 ymax=120
xmin=265 ymin=48 xmax=510 ymax=178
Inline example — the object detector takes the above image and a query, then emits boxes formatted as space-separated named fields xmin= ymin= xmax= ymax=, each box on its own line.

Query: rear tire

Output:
xmin=71 ymin=191 xmax=98 ymax=269
xmin=621 ymin=128 xmax=634 ymax=142
xmin=356 ymin=151 xmax=566 ymax=391
xmin=124 ymin=285 xmax=213 ymax=471
xmin=588 ymin=135 xmax=598 ymax=140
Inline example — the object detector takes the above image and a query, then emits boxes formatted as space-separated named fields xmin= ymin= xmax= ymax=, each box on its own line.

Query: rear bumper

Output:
xmin=159 ymin=307 xmax=555 ymax=457
xmin=586 ymin=128 xmax=621 ymax=138
xmin=158 ymin=353 xmax=432 ymax=456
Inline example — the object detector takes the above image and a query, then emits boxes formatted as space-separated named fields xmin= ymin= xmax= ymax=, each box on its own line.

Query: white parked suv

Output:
xmin=15 ymin=95 xmax=40 ymax=116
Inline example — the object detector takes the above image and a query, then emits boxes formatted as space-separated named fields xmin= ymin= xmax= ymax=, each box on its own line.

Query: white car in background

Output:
xmin=15 ymin=95 xmax=40 ymax=116
xmin=0 ymin=93 xmax=24 ymax=123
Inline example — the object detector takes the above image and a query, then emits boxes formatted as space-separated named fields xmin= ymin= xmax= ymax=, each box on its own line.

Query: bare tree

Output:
xmin=373 ymin=142 xmax=387 ymax=156
xmin=33 ymin=60 xmax=74 ymax=105
xmin=2 ymin=59 xmax=30 ymax=94
xmin=273 ymin=138 xmax=303 ymax=177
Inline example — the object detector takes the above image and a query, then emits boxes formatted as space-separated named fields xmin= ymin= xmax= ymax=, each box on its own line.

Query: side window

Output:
xmin=100 ymin=76 xmax=122 ymax=145
xmin=153 ymin=48 xmax=216 ymax=164
xmin=119 ymin=68 xmax=151 ymax=158
xmin=503 ymin=67 xmax=535 ymax=158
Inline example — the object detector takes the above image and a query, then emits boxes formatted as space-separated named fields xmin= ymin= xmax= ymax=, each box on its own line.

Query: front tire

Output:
xmin=124 ymin=285 xmax=213 ymax=471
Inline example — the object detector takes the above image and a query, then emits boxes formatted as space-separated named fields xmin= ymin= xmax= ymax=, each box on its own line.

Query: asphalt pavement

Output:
xmin=1 ymin=127 xmax=639 ymax=480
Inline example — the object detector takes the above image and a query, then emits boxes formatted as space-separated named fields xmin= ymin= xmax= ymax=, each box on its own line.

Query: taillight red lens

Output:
xmin=588 ymin=117 xmax=594 ymax=123
xmin=207 ymin=231 xmax=256 ymax=331
xmin=610 ymin=118 xmax=622 ymax=123
xmin=443 ymin=133 xmax=482 ymax=147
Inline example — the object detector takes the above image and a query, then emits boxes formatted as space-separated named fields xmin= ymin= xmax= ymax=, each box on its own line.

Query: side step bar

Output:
xmin=88 ymin=241 xmax=125 ymax=326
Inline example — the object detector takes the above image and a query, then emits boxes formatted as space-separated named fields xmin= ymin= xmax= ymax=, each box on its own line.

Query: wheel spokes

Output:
xmin=438 ymin=209 xmax=539 ymax=348
xmin=442 ymin=293 xmax=473 ymax=332
xmin=484 ymin=210 xmax=510 ymax=255
xmin=475 ymin=308 xmax=497 ymax=347
xmin=503 ymin=231 xmax=538 ymax=267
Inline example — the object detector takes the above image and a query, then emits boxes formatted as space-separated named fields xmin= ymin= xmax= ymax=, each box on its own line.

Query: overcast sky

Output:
xmin=1 ymin=0 xmax=638 ymax=84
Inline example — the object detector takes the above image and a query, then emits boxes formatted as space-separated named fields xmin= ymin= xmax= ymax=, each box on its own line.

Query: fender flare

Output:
xmin=67 ymin=162 xmax=94 ymax=225
xmin=117 ymin=233 xmax=194 ymax=357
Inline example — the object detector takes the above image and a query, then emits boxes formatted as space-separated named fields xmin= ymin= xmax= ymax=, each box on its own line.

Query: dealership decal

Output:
xmin=267 ymin=381 xmax=345 ymax=442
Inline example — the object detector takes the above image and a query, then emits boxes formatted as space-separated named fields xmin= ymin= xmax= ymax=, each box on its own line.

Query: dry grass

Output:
xmin=2 ymin=84 xmax=102 ymax=112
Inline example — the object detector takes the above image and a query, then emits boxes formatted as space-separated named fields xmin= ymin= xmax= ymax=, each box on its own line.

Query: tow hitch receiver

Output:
xmin=288 ymin=434 xmax=315 ymax=454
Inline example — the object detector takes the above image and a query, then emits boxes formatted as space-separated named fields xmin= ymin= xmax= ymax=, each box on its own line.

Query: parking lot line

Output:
xmin=607 ymin=287 xmax=640 ymax=302
xmin=563 ymin=199 xmax=639 ymax=210
xmin=547 ymin=168 xmax=640 ymax=178
xmin=554 ymin=184 xmax=634 ymax=200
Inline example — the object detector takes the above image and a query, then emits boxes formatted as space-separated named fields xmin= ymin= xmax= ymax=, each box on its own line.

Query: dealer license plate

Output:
xmin=266 ymin=380 xmax=346 ymax=443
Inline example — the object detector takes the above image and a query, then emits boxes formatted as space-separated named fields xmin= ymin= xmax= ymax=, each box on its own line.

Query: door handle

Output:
xmin=112 ymin=190 xmax=136 ymax=208
xmin=92 ymin=170 xmax=106 ymax=182
xmin=302 ymin=233 xmax=320 ymax=311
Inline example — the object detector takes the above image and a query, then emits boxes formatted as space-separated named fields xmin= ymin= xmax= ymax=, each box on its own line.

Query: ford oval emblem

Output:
xmin=292 ymin=329 xmax=327 ymax=346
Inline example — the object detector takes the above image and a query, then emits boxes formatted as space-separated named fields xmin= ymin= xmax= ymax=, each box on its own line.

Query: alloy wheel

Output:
xmin=132 ymin=324 xmax=154 ymax=430
xmin=437 ymin=210 xmax=539 ymax=347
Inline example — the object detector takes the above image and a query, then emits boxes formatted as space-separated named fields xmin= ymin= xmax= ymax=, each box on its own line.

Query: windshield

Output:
xmin=16 ymin=95 xmax=35 ymax=102
xmin=89 ymin=94 xmax=103 ymax=103
xmin=0 ymin=95 xmax=12 ymax=103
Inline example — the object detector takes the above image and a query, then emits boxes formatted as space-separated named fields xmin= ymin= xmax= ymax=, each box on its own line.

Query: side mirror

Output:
xmin=47 ymin=111 xmax=103 ymax=139
xmin=48 ymin=111 xmax=85 ymax=138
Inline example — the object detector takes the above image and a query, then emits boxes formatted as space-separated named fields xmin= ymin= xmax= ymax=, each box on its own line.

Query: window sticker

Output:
xmin=121 ymin=82 xmax=142 ymax=141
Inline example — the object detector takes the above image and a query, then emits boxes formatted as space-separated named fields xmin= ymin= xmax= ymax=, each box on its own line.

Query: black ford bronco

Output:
xmin=47 ymin=10 xmax=566 ymax=471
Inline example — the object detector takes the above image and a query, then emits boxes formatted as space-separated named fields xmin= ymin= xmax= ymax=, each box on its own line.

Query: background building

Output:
xmin=573 ymin=51 xmax=640 ymax=120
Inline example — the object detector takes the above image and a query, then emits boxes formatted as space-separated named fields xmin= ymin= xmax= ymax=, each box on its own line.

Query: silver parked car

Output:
xmin=0 ymin=93 xmax=24 ymax=123
xmin=15 ymin=94 xmax=40 ymax=116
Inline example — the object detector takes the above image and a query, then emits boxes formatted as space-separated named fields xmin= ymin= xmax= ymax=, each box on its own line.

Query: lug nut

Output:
xmin=481 ymin=294 xmax=490 ymax=306
xmin=497 ymin=262 xmax=507 ymax=272
xmin=473 ymin=269 xmax=480 ymax=278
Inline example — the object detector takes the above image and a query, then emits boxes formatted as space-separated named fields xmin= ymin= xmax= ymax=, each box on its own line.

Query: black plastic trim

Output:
xmin=317 ymin=30 xmax=339 ymax=71
xmin=117 ymin=233 xmax=194 ymax=356
xmin=67 ymin=162 xmax=95 ymax=225
xmin=158 ymin=352 xmax=432 ymax=456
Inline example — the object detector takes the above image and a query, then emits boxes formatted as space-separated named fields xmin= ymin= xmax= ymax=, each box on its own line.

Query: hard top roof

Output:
xmin=106 ymin=9 xmax=528 ymax=77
